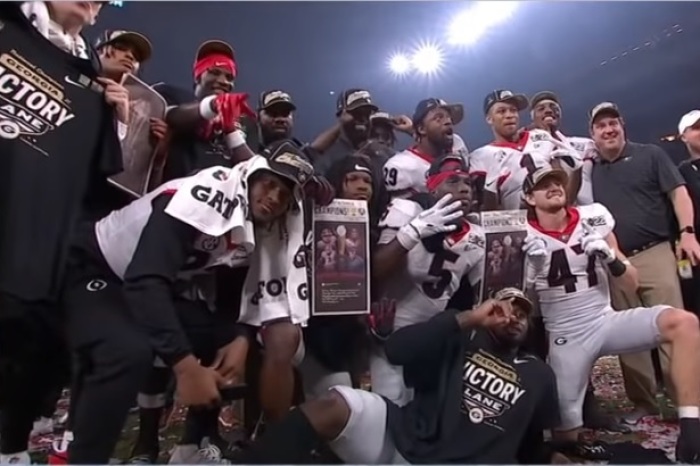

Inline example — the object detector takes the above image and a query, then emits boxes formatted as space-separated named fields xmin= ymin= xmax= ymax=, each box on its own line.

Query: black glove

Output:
xmin=676 ymin=418 xmax=700 ymax=464
xmin=368 ymin=299 xmax=396 ymax=341
xmin=305 ymin=175 xmax=335 ymax=206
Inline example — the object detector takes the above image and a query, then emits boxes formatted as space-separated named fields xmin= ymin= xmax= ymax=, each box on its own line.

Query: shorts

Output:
xmin=298 ymin=353 xmax=352 ymax=399
xmin=549 ymin=305 xmax=668 ymax=429
xmin=368 ymin=346 xmax=413 ymax=407
xmin=329 ymin=385 xmax=407 ymax=464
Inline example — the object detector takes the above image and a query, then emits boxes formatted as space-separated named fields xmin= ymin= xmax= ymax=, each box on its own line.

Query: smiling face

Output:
xmin=525 ymin=176 xmax=567 ymax=212
xmin=532 ymin=100 xmax=561 ymax=130
xmin=590 ymin=114 xmax=625 ymax=155
xmin=248 ymin=171 xmax=294 ymax=224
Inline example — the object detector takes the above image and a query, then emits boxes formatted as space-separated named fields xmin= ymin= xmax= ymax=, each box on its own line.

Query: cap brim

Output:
xmin=590 ymin=107 xmax=620 ymax=125
xmin=679 ymin=112 xmax=700 ymax=135
xmin=346 ymin=102 xmax=379 ymax=113
xmin=104 ymin=32 xmax=153 ymax=62
xmin=511 ymin=296 xmax=534 ymax=314
xmin=532 ymin=169 xmax=569 ymax=192
xmin=443 ymin=103 xmax=464 ymax=125
xmin=504 ymin=94 xmax=529 ymax=112
xmin=195 ymin=40 xmax=235 ymax=61
xmin=530 ymin=91 xmax=559 ymax=109
xmin=262 ymin=101 xmax=297 ymax=112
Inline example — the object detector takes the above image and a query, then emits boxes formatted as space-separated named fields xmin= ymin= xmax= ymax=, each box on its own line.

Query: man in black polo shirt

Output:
xmin=240 ymin=289 xmax=563 ymax=465
xmin=0 ymin=2 xmax=125 ymax=463
xmin=589 ymin=102 xmax=700 ymax=420
xmin=678 ymin=110 xmax=700 ymax=317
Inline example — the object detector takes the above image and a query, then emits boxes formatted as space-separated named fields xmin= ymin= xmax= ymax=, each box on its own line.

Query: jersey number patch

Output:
xmin=547 ymin=245 xmax=598 ymax=293
xmin=384 ymin=167 xmax=398 ymax=187
xmin=422 ymin=249 xmax=459 ymax=298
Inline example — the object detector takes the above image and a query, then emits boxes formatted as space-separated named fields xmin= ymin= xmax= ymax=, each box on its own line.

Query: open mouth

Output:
xmin=546 ymin=191 xmax=563 ymax=199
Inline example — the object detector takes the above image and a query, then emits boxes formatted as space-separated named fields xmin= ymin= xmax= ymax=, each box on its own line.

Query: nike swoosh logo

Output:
xmin=354 ymin=164 xmax=371 ymax=173
xmin=513 ymin=358 xmax=530 ymax=364
xmin=64 ymin=76 xmax=86 ymax=88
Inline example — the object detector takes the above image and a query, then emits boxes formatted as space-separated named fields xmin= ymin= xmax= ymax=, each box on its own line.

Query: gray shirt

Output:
xmin=591 ymin=141 xmax=683 ymax=254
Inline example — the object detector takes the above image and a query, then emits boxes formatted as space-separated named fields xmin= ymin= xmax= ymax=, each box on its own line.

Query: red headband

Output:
xmin=193 ymin=54 xmax=237 ymax=81
xmin=426 ymin=169 xmax=467 ymax=191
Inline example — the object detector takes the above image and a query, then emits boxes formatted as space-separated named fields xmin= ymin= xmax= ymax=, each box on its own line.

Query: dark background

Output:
xmin=93 ymin=1 xmax=700 ymax=162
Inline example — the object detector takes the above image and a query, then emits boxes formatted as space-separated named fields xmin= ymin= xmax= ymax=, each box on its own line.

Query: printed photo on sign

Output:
xmin=478 ymin=210 xmax=528 ymax=302
xmin=311 ymin=199 xmax=371 ymax=316
xmin=108 ymin=74 xmax=167 ymax=198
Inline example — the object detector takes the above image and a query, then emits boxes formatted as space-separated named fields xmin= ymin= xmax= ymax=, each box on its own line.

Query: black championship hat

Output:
xmin=336 ymin=88 xmax=379 ymax=116
xmin=483 ymin=89 xmax=529 ymax=115
xmin=530 ymin=91 xmax=560 ymax=110
xmin=412 ymin=98 xmax=464 ymax=128
xmin=94 ymin=30 xmax=153 ymax=62
xmin=258 ymin=90 xmax=296 ymax=112
xmin=493 ymin=287 xmax=534 ymax=314
xmin=522 ymin=166 xmax=569 ymax=194
xmin=262 ymin=140 xmax=314 ymax=187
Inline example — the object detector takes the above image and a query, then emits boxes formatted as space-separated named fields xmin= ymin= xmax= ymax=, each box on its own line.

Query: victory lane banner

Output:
xmin=311 ymin=199 xmax=371 ymax=316
xmin=478 ymin=209 xmax=528 ymax=303
xmin=109 ymin=73 xmax=167 ymax=198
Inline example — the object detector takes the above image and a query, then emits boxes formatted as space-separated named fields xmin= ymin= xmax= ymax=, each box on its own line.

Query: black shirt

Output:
xmin=0 ymin=3 xmax=122 ymax=301
xmin=678 ymin=158 xmax=700 ymax=239
xmin=591 ymin=142 xmax=683 ymax=254
xmin=384 ymin=311 xmax=559 ymax=464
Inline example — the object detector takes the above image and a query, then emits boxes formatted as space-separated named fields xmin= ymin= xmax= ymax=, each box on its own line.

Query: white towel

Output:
xmin=165 ymin=157 xmax=309 ymax=326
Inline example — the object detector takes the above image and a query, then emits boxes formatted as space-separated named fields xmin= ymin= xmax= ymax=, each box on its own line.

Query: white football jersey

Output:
xmin=469 ymin=130 xmax=559 ymax=210
xmin=378 ymin=199 xmax=485 ymax=329
xmin=571 ymin=138 xmax=597 ymax=205
xmin=95 ymin=179 xmax=250 ymax=281
xmin=526 ymin=203 xmax=616 ymax=334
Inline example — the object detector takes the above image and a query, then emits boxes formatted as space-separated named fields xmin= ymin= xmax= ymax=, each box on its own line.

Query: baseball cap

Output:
xmin=589 ymin=102 xmax=621 ymax=125
xmin=483 ymin=89 xmax=529 ymax=115
xmin=195 ymin=39 xmax=235 ymax=63
xmin=258 ymin=90 xmax=296 ymax=112
xmin=678 ymin=110 xmax=700 ymax=135
xmin=94 ymin=30 xmax=152 ymax=62
xmin=427 ymin=154 xmax=469 ymax=178
xmin=522 ymin=166 xmax=568 ymax=194
xmin=262 ymin=140 xmax=314 ymax=187
xmin=336 ymin=89 xmax=379 ymax=115
xmin=493 ymin=287 xmax=534 ymax=314
xmin=530 ymin=91 xmax=560 ymax=109
xmin=412 ymin=98 xmax=464 ymax=127
xmin=370 ymin=111 xmax=392 ymax=124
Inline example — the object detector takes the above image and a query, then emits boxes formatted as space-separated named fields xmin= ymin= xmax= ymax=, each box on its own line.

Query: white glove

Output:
xmin=581 ymin=223 xmax=615 ymax=263
xmin=522 ymin=234 xmax=548 ymax=273
xmin=396 ymin=194 xmax=463 ymax=250
xmin=550 ymin=148 xmax=583 ymax=173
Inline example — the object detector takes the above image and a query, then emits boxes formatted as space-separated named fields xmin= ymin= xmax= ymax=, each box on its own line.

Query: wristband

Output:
xmin=396 ymin=224 xmax=420 ymax=251
xmin=199 ymin=95 xmax=218 ymax=120
xmin=225 ymin=129 xmax=246 ymax=149
xmin=679 ymin=406 xmax=700 ymax=419
xmin=607 ymin=258 xmax=627 ymax=277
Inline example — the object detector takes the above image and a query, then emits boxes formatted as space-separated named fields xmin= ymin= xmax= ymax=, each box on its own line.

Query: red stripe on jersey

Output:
xmin=408 ymin=147 xmax=435 ymax=163
xmin=497 ymin=172 xmax=510 ymax=188
xmin=529 ymin=207 xmax=580 ymax=242
xmin=490 ymin=130 xmax=530 ymax=152
xmin=162 ymin=188 xmax=178 ymax=195
xmin=448 ymin=221 xmax=471 ymax=244
xmin=470 ymin=170 xmax=486 ymax=176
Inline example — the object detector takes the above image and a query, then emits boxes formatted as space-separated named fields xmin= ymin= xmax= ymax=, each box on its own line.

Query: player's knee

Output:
xmin=300 ymin=388 xmax=351 ymax=440
xmin=262 ymin=321 xmax=301 ymax=365
xmin=659 ymin=307 xmax=700 ymax=340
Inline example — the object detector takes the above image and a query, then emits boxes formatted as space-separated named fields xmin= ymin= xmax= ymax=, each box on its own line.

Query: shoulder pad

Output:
xmin=384 ymin=151 xmax=427 ymax=192
xmin=579 ymin=203 xmax=615 ymax=237
xmin=379 ymin=198 xmax=422 ymax=229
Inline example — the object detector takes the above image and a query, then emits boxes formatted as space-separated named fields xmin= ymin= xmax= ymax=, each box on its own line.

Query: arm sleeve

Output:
xmin=651 ymin=145 xmax=684 ymax=194
xmin=122 ymin=193 xmax=199 ymax=366
xmin=96 ymin=105 xmax=124 ymax=178
xmin=384 ymin=310 xmax=460 ymax=366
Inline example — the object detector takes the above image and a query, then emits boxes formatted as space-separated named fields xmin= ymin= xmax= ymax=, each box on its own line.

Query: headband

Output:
xmin=193 ymin=54 xmax=237 ymax=81
xmin=426 ymin=169 xmax=468 ymax=191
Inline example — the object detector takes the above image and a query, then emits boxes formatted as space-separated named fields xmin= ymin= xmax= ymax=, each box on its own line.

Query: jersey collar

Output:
xmin=490 ymin=130 xmax=530 ymax=152
xmin=447 ymin=220 xmax=471 ymax=244
xmin=408 ymin=146 xmax=435 ymax=163
xmin=528 ymin=207 xmax=580 ymax=242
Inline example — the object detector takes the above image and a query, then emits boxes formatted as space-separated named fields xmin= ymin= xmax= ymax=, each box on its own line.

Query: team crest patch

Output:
xmin=554 ymin=337 xmax=567 ymax=346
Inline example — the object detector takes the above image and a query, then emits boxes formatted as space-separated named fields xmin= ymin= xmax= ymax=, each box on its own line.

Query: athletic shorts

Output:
xmin=298 ymin=353 xmax=352 ymax=399
xmin=368 ymin=346 xmax=413 ymax=407
xmin=329 ymin=385 xmax=407 ymax=464
xmin=548 ymin=305 xmax=668 ymax=429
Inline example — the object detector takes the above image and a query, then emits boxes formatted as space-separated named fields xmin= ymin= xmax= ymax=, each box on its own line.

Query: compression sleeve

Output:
xmin=122 ymin=193 xmax=199 ymax=366
xmin=384 ymin=309 xmax=460 ymax=366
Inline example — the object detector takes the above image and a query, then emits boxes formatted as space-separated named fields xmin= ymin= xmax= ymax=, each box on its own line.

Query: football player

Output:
xmin=522 ymin=167 xmax=700 ymax=462
xmin=470 ymin=90 xmax=581 ymax=210
xmin=382 ymin=98 xmax=464 ymax=199
xmin=529 ymin=91 xmax=595 ymax=206
xmin=371 ymin=155 xmax=485 ymax=405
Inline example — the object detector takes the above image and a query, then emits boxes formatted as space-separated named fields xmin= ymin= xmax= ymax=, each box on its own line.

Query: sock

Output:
xmin=0 ymin=450 xmax=30 ymax=464
xmin=131 ymin=408 xmax=163 ymax=458
xmin=241 ymin=408 xmax=322 ymax=464
xmin=678 ymin=406 xmax=699 ymax=419
xmin=180 ymin=408 xmax=219 ymax=446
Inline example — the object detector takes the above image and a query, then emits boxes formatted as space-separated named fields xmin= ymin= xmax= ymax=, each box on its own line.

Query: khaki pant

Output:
xmin=609 ymin=242 xmax=683 ymax=412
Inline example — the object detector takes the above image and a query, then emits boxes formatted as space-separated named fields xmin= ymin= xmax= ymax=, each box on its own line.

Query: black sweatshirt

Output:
xmin=384 ymin=310 xmax=559 ymax=464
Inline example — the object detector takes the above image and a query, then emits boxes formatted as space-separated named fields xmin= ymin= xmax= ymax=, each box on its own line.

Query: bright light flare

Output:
xmin=447 ymin=1 xmax=519 ymax=46
xmin=388 ymin=54 xmax=411 ymax=76
xmin=411 ymin=44 xmax=444 ymax=75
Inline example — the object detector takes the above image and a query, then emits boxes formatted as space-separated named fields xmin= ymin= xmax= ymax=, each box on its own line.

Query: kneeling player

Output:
xmin=370 ymin=155 xmax=485 ymax=405
xmin=522 ymin=167 xmax=700 ymax=462
xmin=240 ymin=290 xmax=563 ymax=464
xmin=61 ymin=140 xmax=312 ymax=463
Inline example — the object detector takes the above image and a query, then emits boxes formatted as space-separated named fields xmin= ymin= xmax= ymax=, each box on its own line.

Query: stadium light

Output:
xmin=447 ymin=1 xmax=519 ymax=46
xmin=388 ymin=53 xmax=412 ymax=76
xmin=411 ymin=44 xmax=444 ymax=75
